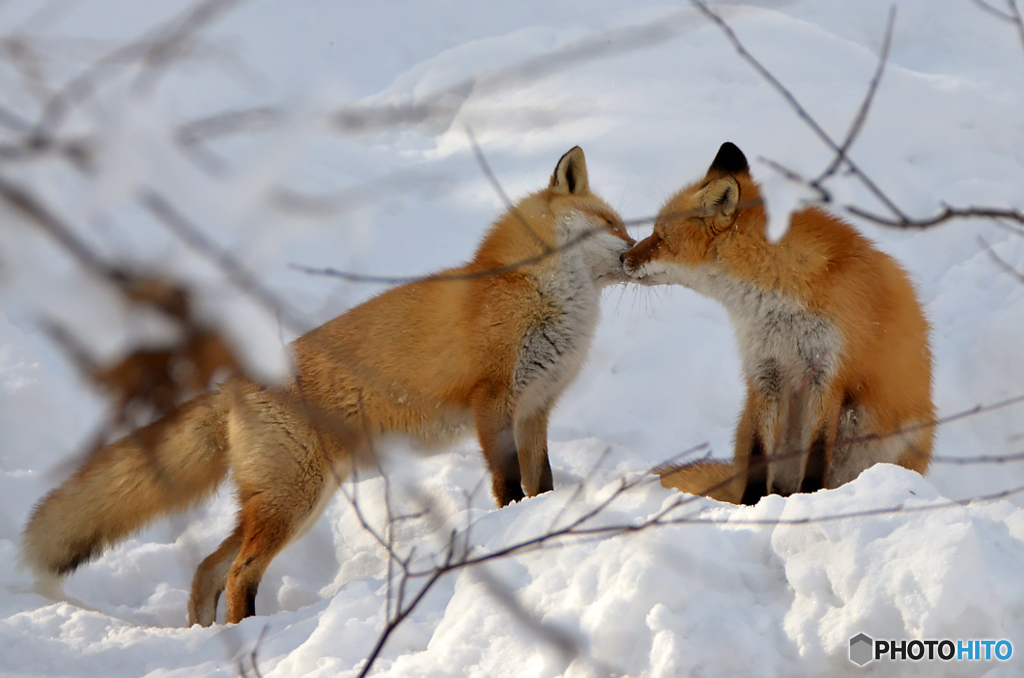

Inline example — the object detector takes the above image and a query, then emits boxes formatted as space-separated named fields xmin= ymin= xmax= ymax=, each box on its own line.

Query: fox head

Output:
xmin=545 ymin=146 xmax=636 ymax=286
xmin=482 ymin=147 xmax=634 ymax=286
xmin=621 ymin=142 xmax=765 ymax=285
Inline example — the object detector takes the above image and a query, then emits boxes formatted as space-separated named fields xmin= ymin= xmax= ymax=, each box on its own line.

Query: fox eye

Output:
xmin=601 ymin=216 xmax=627 ymax=236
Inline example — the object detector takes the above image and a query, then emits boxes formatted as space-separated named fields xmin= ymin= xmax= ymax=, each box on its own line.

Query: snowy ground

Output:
xmin=2 ymin=0 xmax=1024 ymax=676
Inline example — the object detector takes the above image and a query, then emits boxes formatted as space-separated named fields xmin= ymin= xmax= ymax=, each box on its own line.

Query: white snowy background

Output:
xmin=2 ymin=0 xmax=1024 ymax=676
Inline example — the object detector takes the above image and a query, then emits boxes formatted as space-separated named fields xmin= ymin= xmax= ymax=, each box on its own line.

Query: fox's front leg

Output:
xmin=472 ymin=385 xmax=524 ymax=506
xmin=735 ymin=386 xmax=766 ymax=505
xmin=765 ymin=384 xmax=842 ymax=496
xmin=514 ymin=407 xmax=554 ymax=497
xmin=762 ymin=387 xmax=801 ymax=496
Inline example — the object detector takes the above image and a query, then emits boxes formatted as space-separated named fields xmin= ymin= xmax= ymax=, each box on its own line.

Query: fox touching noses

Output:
xmin=21 ymin=139 xmax=935 ymax=629
xmin=623 ymin=142 xmax=934 ymax=504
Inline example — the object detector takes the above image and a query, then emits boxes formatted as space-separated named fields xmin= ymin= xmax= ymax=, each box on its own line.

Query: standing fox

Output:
xmin=23 ymin=147 xmax=635 ymax=626
xmin=622 ymin=142 xmax=933 ymax=504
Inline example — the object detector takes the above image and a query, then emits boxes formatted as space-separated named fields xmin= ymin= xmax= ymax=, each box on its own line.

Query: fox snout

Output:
xmin=620 ymin=234 xmax=660 ymax=279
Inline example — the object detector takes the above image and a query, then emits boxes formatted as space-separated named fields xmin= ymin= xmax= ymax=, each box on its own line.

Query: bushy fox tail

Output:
xmin=658 ymin=460 xmax=744 ymax=504
xmin=22 ymin=391 xmax=231 ymax=582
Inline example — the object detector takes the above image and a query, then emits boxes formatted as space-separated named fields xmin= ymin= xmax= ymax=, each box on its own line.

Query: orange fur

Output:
xmin=626 ymin=143 xmax=933 ymax=504
xmin=658 ymin=460 xmax=742 ymax=503
xmin=23 ymin=147 xmax=635 ymax=625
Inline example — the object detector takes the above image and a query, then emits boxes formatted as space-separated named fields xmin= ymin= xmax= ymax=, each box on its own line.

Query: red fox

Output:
xmin=23 ymin=147 xmax=635 ymax=626
xmin=622 ymin=142 xmax=934 ymax=504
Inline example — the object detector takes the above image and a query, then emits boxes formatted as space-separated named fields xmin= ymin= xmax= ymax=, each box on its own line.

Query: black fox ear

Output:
xmin=550 ymin=146 xmax=590 ymax=195
xmin=709 ymin=142 xmax=749 ymax=175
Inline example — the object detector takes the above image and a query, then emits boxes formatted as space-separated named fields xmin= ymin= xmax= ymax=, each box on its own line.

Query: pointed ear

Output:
xmin=550 ymin=146 xmax=590 ymax=195
xmin=698 ymin=175 xmax=740 ymax=231
xmin=708 ymin=142 xmax=749 ymax=175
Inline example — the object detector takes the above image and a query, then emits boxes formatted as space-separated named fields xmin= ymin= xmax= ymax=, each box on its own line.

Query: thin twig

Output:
xmin=333 ymin=8 xmax=702 ymax=134
xmin=290 ymin=226 xmax=602 ymax=285
xmin=547 ymin=445 xmax=615 ymax=533
xmin=466 ymin=127 xmax=552 ymax=253
xmin=847 ymin=204 xmax=1024 ymax=229
xmin=694 ymin=0 xmax=1024 ymax=232
xmin=0 ymin=171 xmax=125 ymax=283
xmin=811 ymin=5 xmax=896 ymax=189
xmin=243 ymin=624 xmax=270 ymax=678
xmin=32 ymin=0 xmax=244 ymax=142
xmin=356 ymin=569 xmax=446 ymax=678
xmin=289 ymin=199 xmax=763 ymax=287
xmin=972 ymin=0 xmax=1024 ymax=53
xmin=140 ymin=189 xmax=310 ymax=333
xmin=979 ymin=236 xmax=1024 ymax=286
xmin=931 ymin=450 xmax=1024 ymax=464
xmin=689 ymin=0 xmax=908 ymax=221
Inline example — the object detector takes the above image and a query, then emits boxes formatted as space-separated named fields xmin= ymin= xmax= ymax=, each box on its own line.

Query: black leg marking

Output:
xmin=244 ymin=585 xmax=257 ymax=619
xmin=495 ymin=427 xmax=522 ymax=485
xmin=56 ymin=533 xmax=103 ymax=575
xmin=800 ymin=433 xmax=827 ymax=493
xmin=741 ymin=436 xmax=768 ymax=505
xmin=538 ymin=458 xmax=553 ymax=494
xmin=500 ymin=477 xmax=526 ymax=505
xmin=492 ymin=427 xmax=525 ymax=506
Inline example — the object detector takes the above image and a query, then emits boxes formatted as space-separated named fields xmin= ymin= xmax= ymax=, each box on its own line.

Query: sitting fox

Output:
xmin=23 ymin=147 xmax=635 ymax=626
xmin=622 ymin=142 xmax=934 ymax=504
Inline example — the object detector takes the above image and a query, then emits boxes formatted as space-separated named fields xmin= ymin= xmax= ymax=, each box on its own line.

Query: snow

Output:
xmin=2 ymin=0 xmax=1024 ymax=675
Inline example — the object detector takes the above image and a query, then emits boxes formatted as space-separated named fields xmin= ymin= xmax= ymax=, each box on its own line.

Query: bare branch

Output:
xmin=0 ymin=34 xmax=53 ymax=104
xmin=0 ymin=171 xmax=123 ymax=282
xmin=471 ymin=566 xmax=593 ymax=672
xmin=130 ymin=0 xmax=246 ymax=95
xmin=847 ymin=204 xmax=1024 ymax=229
xmin=333 ymin=8 xmax=700 ymax=134
xmin=32 ymin=0 xmax=244 ymax=142
xmin=979 ymin=235 xmax=1024 ymax=286
xmin=839 ymin=391 xmax=1024 ymax=447
xmin=547 ymin=445 xmax=615 ymax=533
xmin=174 ymin=106 xmax=286 ymax=174
xmin=466 ymin=127 xmax=552 ymax=253
xmin=932 ymin=450 xmax=1024 ymax=464
xmin=689 ymin=0 xmax=908 ymax=221
xmin=0 ymin=104 xmax=33 ymax=133
xmin=811 ymin=5 xmax=896 ymax=189
xmin=356 ymin=568 xmax=447 ymax=678
xmin=139 ymin=189 xmax=311 ymax=333
xmin=992 ymin=217 xmax=1024 ymax=239
xmin=237 ymin=624 xmax=269 ymax=678
xmin=973 ymin=0 xmax=1024 ymax=53
xmin=694 ymin=1 xmax=1024 ymax=233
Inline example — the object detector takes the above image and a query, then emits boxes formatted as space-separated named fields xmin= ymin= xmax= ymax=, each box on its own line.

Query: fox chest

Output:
xmin=710 ymin=276 xmax=843 ymax=397
xmin=512 ymin=271 xmax=600 ymax=412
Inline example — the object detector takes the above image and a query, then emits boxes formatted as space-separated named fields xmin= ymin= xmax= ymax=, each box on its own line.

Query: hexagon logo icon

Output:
xmin=849 ymin=633 xmax=874 ymax=666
